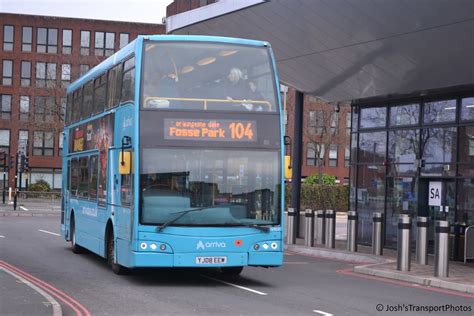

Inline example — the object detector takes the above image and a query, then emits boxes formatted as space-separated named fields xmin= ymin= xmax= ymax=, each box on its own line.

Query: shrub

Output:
xmin=305 ymin=173 xmax=337 ymax=185
xmin=28 ymin=179 xmax=51 ymax=192
xmin=285 ymin=183 xmax=348 ymax=212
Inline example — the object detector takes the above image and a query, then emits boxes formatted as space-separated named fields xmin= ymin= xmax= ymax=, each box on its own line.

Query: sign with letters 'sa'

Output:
xmin=428 ymin=181 xmax=442 ymax=206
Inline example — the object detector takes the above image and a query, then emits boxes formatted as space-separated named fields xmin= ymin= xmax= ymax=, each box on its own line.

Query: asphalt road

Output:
xmin=1 ymin=216 xmax=473 ymax=316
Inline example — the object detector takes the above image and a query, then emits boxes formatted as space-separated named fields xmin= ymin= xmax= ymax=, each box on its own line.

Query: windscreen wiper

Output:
xmin=156 ymin=207 xmax=210 ymax=233
xmin=221 ymin=222 xmax=271 ymax=233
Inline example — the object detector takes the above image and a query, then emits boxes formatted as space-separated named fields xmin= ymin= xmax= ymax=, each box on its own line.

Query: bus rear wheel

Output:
xmin=220 ymin=266 xmax=244 ymax=276
xmin=107 ymin=231 xmax=129 ymax=275
xmin=70 ymin=216 xmax=84 ymax=254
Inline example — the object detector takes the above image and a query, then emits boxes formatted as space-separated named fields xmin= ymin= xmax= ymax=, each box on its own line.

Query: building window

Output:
xmin=18 ymin=130 xmax=28 ymax=155
xmin=423 ymin=99 xmax=456 ymax=124
xmin=21 ymin=61 xmax=31 ymax=87
xmin=37 ymin=28 xmax=58 ymax=53
xmin=119 ymin=33 xmax=129 ymax=49
xmin=330 ymin=112 xmax=339 ymax=134
xmin=0 ymin=129 xmax=10 ymax=155
xmin=20 ymin=96 xmax=29 ymax=121
xmin=80 ymin=31 xmax=90 ymax=56
xmin=461 ymin=97 xmax=474 ymax=121
xmin=33 ymin=131 xmax=54 ymax=156
xmin=360 ymin=106 xmax=387 ymax=129
xmin=79 ymin=64 xmax=89 ymax=77
xmin=1 ymin=95 xmax=12 ymax=120
xmin=95 ymin=31 xmax=115 ymax=56
xmin=61 ymin=64 xmax=71 ymax=88
xmin=62 ymin=29 xmax=72 ymax=54
xmin=346 ymin=113 xmax=351 ymax=136
xmin=35 ymin=97 xmax=55 ymax=123
xmin=307 ymin=142 xmax=325 ymax=166
xmin=22 ymin=26 xmax=32 ymax=52
xmin=390 ymin=103 xmax=419 ymax=126
xmin=36 ymin=62 xmax=56 ymax=87
xmin=3 ymin=25 xmax=14 ymax=51
xmin=60 ymin=98 xmax=66 ymax=122
xmin=329 ymin=144 xmax=338 ymax=167
xmin=345 ymin=146 xmax=350 ymax=167
xmin=308 ymin=110 xmax=323 ymax=134
xmin=2 ymin=60 xmax=13 ymax=85
xmin=59 ymin=131 xmax=64 ymax=156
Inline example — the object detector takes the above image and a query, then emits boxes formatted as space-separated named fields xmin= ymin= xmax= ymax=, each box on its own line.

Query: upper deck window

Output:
xmin=141 ymin=41 xmax=278 ymax=112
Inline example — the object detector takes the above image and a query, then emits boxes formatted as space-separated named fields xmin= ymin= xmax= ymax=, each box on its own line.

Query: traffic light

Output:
xmin=19 ymin=154 xmax=29 ymax=173
xmin=23 ymin=155 xmax=29 ymax=172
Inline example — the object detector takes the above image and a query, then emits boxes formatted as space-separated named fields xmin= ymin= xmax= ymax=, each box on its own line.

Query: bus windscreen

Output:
xmin=140 ymin=148 xmax=281 ymax=226
xmin=141 ymin=41 xmax=278 ymax=112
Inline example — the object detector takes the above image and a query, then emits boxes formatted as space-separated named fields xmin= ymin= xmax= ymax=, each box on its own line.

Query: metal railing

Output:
xmin=17 ymin=191 xmax=61 ymax=200
xmin=465 ymin=225 xmax=474 ymax=264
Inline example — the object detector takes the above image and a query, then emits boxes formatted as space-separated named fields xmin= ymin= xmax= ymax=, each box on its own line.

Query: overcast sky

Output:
xmin=0 ymin=0 xmax=174 ymax=24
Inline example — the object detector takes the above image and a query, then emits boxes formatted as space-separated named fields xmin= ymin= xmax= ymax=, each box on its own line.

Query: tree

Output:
xmin=303 ymin=98 xmax=350 ymax=183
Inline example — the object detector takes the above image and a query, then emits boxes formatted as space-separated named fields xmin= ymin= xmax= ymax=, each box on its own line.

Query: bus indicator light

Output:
xmin=235 ymin=240 xmax=243 ymax=247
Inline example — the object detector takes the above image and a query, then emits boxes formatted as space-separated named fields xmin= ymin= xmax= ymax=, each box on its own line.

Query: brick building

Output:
xmin=283 ymin=87 xmax=351 ymax=183
xmin=0 ymin=13 xmax=163 ymax=190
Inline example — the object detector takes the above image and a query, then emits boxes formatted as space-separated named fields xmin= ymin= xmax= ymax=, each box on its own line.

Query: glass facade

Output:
xmin=350 ymin=92 xmax=474 ymax=258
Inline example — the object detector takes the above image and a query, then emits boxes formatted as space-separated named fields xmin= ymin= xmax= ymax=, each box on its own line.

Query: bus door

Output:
xmin=110 ymin=146 xmax=133 ymax=242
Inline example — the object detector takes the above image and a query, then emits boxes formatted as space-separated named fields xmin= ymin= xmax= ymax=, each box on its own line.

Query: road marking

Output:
xmin=20 ymin=206 xmax=29 ymax=211
xmin=201 ymin=275 xmax=268 ymax=296
xmin=1 ymin=266 xmax=62 ymax=316
xmin=313 ymin=310 xmax=333 ymax=316
xmin=285 ymin=261 xmax=308 ymax=265
xmin=1 ymin=260 xmax=91 ymax=316
xmin=38 ymin=229 xmax=60 ymax=236
xmin=0 ymin=235 xmax=5 ymax=238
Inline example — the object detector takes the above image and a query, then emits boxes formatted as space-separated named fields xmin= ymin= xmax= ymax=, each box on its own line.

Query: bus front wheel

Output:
xmin=220 ymin=266 xmax=243 ymax=276
xmin=107 ymin=231 xmax=129 ymax=275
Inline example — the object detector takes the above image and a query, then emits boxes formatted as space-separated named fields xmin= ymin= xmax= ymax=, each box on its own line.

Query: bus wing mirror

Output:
xmin=284 ymin=155 xmax=292 ymax=180
xmin=119 ymin=151 xmax=133 ymax=175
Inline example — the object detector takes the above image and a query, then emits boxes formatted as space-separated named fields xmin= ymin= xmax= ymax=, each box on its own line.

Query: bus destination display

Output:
xmin=164 ymin=119 xmax=257 ymax=142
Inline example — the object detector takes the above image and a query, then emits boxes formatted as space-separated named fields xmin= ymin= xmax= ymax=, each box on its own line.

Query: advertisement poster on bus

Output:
xmin=70 ymin=114 xmax=114 ymax=204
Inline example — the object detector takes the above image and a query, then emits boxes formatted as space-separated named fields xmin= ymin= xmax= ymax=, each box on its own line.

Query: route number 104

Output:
xmin=229 ymin=122 xmax=254 ymax=140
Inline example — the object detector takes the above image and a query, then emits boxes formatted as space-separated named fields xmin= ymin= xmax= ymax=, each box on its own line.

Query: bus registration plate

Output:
xmin=195 ymin=256 xmax=227 ymax=264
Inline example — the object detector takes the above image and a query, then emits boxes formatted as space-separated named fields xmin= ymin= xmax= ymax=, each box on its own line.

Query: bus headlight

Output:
xmin=140 ymin=242 xmax=147 ymax=250
xmin=271 ymin=242 xmax=278 ymax=250
xmin=150 ymin=243 xmax=157 ymax=250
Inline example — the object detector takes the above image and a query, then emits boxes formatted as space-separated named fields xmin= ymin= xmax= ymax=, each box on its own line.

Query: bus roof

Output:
xmin=67 ymin=35 xmax=270 ymax=94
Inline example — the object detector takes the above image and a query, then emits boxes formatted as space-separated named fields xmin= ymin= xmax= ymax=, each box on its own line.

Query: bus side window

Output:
xmin=121 ymin=57 xmax=135 ymax=104
xmin=83 ymin=81 xmax=93 ymax=118
xmin=107 ymin=63 xmax=122 ymax=108
xmin=70 ymin=158 xmax=78 ymax=197
xmin=78 ymin=156 xmax=89 ymax=199
xmin=89 ymin=155 xmax=98 ymax=199
xmin=94 ymin=73 xmax=107 ymax=115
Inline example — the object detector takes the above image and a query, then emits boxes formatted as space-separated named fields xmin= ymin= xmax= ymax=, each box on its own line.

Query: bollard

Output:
xmin=372 ymin=212 xmax=383 ymax=255
xmin=397 ymin=215 xmax=411 ymax=271
xmin=315 ymin=210 xmax=325 ymax=245
xmin=347 ymin=211 xmax=358 ymax=252
xmin=286 ymin=208 xmax=296 ymax=245
xmin=434 ymin=220 xmax=449 ymax=277
xmin=304 ymin=209 xmax=315 ymax=247
xmin=416 ymin=216 xmax=429 ymax=265
xmin=325 ymin=209 xmax=335 ymax=248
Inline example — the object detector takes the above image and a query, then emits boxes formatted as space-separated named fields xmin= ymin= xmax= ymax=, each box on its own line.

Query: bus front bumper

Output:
xmin=127 ymin=251 xmax=283 ymax=268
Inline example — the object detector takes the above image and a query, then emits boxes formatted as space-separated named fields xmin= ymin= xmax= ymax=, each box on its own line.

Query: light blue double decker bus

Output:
xmin=61 ymin=35 xmax=284 ymax=275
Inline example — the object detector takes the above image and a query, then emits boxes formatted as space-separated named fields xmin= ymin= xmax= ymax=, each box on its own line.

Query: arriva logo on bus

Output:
xmin=196 ymin=241 xmax=226 ymax=250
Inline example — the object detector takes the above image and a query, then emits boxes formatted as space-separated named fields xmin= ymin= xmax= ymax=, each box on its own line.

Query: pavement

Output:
xmin=2 ymin=204 xmax=473 ymax=297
